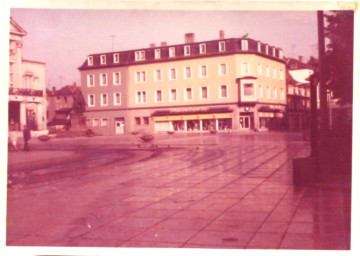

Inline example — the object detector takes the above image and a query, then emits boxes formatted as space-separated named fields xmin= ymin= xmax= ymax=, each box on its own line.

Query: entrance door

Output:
xmin=239 ymin=116 xmax=251 ymax=129
xmin=115 ymin=118 xmax=125 ymax=134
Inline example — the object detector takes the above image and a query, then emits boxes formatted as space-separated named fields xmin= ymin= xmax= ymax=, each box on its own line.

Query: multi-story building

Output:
xmin=46 ymin=83 xmax=85 ymax=129
xmin=78 ymin=31 xmax=286 ymax=135
xmin=9 ymin=17 xmax=47 ymax=132
xmin=285 ymin=57 xmax=315 ymax=130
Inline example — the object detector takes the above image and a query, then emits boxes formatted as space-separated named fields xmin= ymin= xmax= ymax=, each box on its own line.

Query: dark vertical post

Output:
xmin=310 ymin=74 xmax=319 ymax=157
xmin=317 ymin=11 xmax=329 ymax=133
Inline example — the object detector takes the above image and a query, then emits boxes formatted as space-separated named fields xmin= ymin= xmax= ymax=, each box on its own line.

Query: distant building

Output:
xmin=9 ymin=17 xmax=47 ymax=132
xmin=78 ymin=31 xmax=286 ymax=135
xmin=46 ymin=83 xmax=85 ymax=130
xmin=285 ymin=57 xmax=315 ymax=131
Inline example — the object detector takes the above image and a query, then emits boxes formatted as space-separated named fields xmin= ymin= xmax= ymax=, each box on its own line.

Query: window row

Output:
xmin=87 ymin=92 xmax=122 ymax=107
xmin=87 ymin=39 xmax=283 ymax=66
xmin=257 ymin=84 xmax=285 ymax=100
xmin=87 ymin=72 xmax=121 ymax=87
xmin=135 ymin=85 xmax=229 ymax=104
xmin=86 ymin=117 xmax=109 ymax=127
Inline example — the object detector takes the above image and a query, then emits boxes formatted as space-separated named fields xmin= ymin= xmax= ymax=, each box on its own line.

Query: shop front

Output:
xmin=152 ymin=108 xmax=233 ymax=133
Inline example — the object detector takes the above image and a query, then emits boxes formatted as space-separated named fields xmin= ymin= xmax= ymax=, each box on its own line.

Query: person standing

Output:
xmin=9 ymin=128 xmax=18 ymax=151
xmin=23 ymin=125 xmax=31 ymax=151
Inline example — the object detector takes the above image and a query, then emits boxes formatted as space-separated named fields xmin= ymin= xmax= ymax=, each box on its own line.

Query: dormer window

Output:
xmin=272 ymin=48 xmax=276 ymax=57
xmin=113 ymin=53 xmax=119 ymax=63
xmin=100 ymin=55 xmax=106 ymax=65
xmin=257 ymin=42 xmax=261 ymax=52
xmin=184 ymin=45 xmax=190 ymax=56
xmin=219 ymin=41 xmax=225 ymax=52
xmin=199 ymin=44 xmax=206 ymax=54
xmin=88 ymin=56 xmax=93 ymax=66
xmin=135 ymin=51 xmax=145 ymax=61
xmin=265 ymin=45 xmax=269 ymax=55
xmin=279 ymin=49 xmax=283 ymax=59
xmin=241 ymin=40 xmax=248 ymax=51
xmin=155 ymin=49 xmax=161 ymax=59
xmin=169 ymin=47 xmax=175 ymax=58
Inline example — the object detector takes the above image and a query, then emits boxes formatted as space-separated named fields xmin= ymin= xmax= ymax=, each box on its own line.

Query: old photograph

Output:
xmin=3 ymin=1 xmax=357 ymax=254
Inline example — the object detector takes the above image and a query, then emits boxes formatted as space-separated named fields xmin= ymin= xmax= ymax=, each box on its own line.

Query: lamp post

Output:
xmin=309 ymin=73 xmax=319 ymax=157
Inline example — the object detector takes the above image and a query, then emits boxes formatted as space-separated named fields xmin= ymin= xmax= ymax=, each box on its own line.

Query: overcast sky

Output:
xmin=10 ymin=8 xmax=318 ymax=89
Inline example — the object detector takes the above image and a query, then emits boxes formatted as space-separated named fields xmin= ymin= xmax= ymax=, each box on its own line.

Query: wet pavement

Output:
xmin=6 ymin=132 xmax=351 ymax=250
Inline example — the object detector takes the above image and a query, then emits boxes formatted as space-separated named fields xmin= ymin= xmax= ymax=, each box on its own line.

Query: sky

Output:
xmin=10 ymin=8 xmax=318 ymax=89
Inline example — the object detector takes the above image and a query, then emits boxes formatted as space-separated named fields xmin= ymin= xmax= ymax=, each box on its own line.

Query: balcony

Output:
xmin=9 ymin=87 xmax=43 ymax=97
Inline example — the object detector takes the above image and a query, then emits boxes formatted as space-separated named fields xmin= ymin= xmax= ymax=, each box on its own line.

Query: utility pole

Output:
xmin=317 ymin=11 xmax=329 ymax=133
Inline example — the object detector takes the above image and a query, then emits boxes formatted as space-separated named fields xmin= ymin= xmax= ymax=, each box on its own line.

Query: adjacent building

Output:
xmin=285 ymin=57 xmax=315 ymax=131
xmin=46 ymin=83 xmax=85 ymax=130
xmin=78 ymin=31 xmax=286 ymax=135
xmin=9 ymin=18 xmax=47 ymax=132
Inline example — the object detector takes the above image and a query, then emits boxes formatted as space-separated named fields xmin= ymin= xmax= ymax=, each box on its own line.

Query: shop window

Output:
xmin=101 ymin=118 xmax=108 ymax=127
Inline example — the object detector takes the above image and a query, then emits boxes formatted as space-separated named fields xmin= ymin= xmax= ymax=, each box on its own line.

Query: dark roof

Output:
xmin=55 ymin=108 xmax=73 ymax=114
xmin=79 ymin=37 xmax=285 ymax=70
xmin=47 ymin=85 xmax=82 ymax=96
xmin=285 ymin=57 xmax=316 ymax=70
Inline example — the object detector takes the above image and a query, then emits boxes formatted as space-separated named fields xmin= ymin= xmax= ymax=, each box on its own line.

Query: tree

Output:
xmin=324 ymin=11 xmax=354 ymax=105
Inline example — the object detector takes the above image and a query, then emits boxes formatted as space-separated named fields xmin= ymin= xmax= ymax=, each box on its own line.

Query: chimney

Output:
xmin=150 ymin=43 xmax=156 ymax=48
xmin=185 ymin=33 xmax=195 ymax=43
xmin=160 ymin=41 xmax=167 ymax=46
xmin=219 ymin=30 xmax=225 ymax=39
xmin=299 ymin=55 xmax=303 ymax=63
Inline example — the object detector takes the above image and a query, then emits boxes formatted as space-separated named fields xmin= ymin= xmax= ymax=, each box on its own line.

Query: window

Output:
xmin=100 ymin=73 xmax=107 ymax=86
xmin=243 ymin=83 xmax=254 ymax=96
xmin=257 ymin=42 xmax=261 ymax=52
xmin=114 ymin=92 xmax=121 ymax=105
xmin=279 ymin=49 xmax=283 ymax=59
xmin=279 ymin=69 xmax=284 ymax=80
xmin=200 ymin=65 xmax=207 ymax=77
xmin=266 ymin=66 xmax=270 ymax=77
xmin=273 ymin=68 xmax=277 ymax=79
xmin=88 ymin=94 xmax=95 ymax=107
xmin=199 ymin=44 xmax=206 ymax=54
xmin=113 ymin=72 xmax=121 ymax=85
xmin=135 ymin=117 xmax=141 ymax=125
xmin=100 ymin=55 xmax=106 ymax=64
xmin=135 ymin=51 xmax=145 ymax=61
xmin=136 ymin=91 xmax=147 ymax=104
xmin=185 ymin=67 xmax=192 ymax=79
xmin=259 ymin=84 xmax=263 ymax=98
xmin=87 ymin=74 xmax=95 ymax=87
xmin=219 ymin=41 xmax=225 ymax=52
xmin=242 ymin=62 xmax=250 ymax=75
xmin=143 ymin=117 xmax=149 ymax=125
xmin=101 ymin=118 xmax=108 ymax=127
xmin=267 ymin=86 xmax=270 ymax=98
xmin=241 ymin=40 xmax=248 ymax=51
xmin=101 ymin=93 xmax=108 ymax=106
xmin=135 ymin=71 xmax=146 ymax=83
xmin=219 ymin=63 xmax=227 ymax=76
xmin=273 ymin=48 xmax=276 ymax=57
xmin=169 ymin=47 xmax=175 ymax=57
xmin=201 ymin=87 xmax=208 ymax=99
xmin=87 ymin=56 xmax=93 ymax=66
xmin=113 ymin=53 xmax=119 ymax=63
xmin=184 ymin=45 xmax=190 ymax=56
xmin=155 ymin=49 xmax=161 ymax=59
xmin=274 ymin=88 xmax=278 ymax=99
xmin=156 ymin=90 xmax=162 ymax=102
xmin=169 ymin=68 xmax=177 ymax=80
xmin=93 ymin=118 xmax=100 ymax=127
xmin=86 ymin=118 xmax=91 ymax=127
xmin=280 ymin=88 xmax=285 ymax=100
xmin=257 ymin=64 xmax=262 ymax=76
xmin=9 ymin=63 xmax=14 ymax=86
xmin=170 ymin=89 xmax=177 ymax=101
xmin=265 ymin=45 xmax=269 ymax=55
xmin=185 ymin=88 xmax=192 ymax=100
xmin=220 ymin=85 xmax=227 ymax=98
xmin=155 ymin=69 xmax=162 ymax=81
